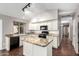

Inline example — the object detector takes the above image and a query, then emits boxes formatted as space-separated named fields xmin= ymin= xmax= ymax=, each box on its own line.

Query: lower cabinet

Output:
xmin=23 ymin=41 xmax=53 ymax=56
xmin=32 ymin=44 xmax=52 ymax=56
xmin=52 ymin=37 xmax=59 ymax=48
xmin=32 ymin=45 xmax=47 ymax=56
xmin=5 ymin=36 xmax=10 ymax=51
xmin=23 ymin=41 xmax=32 ymax=56
xmin=20 ymin=36 xmax=25 ymax=47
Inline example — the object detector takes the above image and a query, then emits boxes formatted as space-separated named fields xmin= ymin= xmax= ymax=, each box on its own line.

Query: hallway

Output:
xmin=53 ymin=37 xmax=76 ymax=56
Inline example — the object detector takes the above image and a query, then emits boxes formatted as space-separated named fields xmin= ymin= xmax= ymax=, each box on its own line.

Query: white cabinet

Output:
xmin=23 ymin=41 xmax=33 ymax=56
xmin=5 ymin=36 xmax=10 ymax=51
xmin=32 ymin=45 xmax=47 ymax=56
xmin=29 ymin=23 xmax=36 ymax=30
xmin=20 ymin=36 xmax=26 ymax=46
xmin=52 ymin=37 xmax=59 ymax=48
xmin=23 ymin=41 xmax=53 ymax=56
xmin=29 ymin=20 xmax=58 ymax=31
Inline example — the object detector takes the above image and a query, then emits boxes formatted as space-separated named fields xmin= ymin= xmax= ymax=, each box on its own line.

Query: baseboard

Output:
xmin=0 ymin=47 xmax=6 ymax=51
xmin=0 ymin=48 xmax=5 ymax=51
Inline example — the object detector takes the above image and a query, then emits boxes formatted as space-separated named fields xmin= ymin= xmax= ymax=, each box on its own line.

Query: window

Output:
xmin=13 ymin=22 xmax=25 ymax=34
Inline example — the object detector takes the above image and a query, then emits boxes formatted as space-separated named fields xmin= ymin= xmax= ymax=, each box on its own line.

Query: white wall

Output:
xmin=72 ymin=10 xmax=79 ymax=54
xmin=0 ymin=19 xmax=2 ymax=50
xmin=69 ymin=18 xmax=73 ymax=41
xmin=61 ymin=17 xmax=72 ymax=23
xmin=72 ymin=16 xmax=78 ymax=54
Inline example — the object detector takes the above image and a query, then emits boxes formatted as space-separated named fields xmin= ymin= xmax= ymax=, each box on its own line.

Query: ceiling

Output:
xmin=0 ymin=3 xmax=79 ymax=20
xmin=35 ymin=3 xmax=79 ymax=11
xmin=24 ymin=3 xmax=79 ymax=20
xmin=0 ymin=3 xmax=26 ymax=19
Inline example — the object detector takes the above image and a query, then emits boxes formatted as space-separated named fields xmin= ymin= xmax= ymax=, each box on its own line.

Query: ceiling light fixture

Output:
xmin=22 ymin=3 xmax=31 ymax=11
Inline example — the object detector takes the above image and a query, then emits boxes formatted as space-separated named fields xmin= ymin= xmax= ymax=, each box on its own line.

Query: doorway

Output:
xmin=63 ymin=24 xmax=69 ymax=38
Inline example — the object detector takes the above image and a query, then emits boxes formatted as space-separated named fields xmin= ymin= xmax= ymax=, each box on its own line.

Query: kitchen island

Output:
xmin=23 ymin=34 xmax=53 ymax=56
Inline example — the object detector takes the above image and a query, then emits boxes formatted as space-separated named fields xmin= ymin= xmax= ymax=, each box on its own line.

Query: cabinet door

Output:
xmin=20 ymin=36 xmax=26 ymax=46
xmin=23 ymin=42 xmax=32 ymax=56
xmin=32 ymin=45 xmax=47 ymax=56
xmin=5 ymin=37 xmax=10 ymax=51
xmin=47 ymin=41 xmax=52 ymax=56
xmin=52 ymin=37 xmax=58 ymax=48
xmin=20 ymin=36 xmax=23 ymax=46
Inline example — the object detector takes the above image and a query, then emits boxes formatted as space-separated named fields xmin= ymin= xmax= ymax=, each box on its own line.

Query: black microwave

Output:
xmin=40 ymin=25 xmax=48 ymax=30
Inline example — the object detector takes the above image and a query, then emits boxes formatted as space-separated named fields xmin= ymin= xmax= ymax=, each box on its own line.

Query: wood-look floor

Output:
xmin=0 ymin=37 xmax=77 ymax=56
xmin=53 ymin=37 xmax=76 ymax=56
xmin=0 ymin=47 xmax=23 ymax=56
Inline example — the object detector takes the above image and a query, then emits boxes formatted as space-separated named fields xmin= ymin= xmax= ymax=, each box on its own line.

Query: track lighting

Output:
xmin=22 ymin=3 xmax=31 ymax=11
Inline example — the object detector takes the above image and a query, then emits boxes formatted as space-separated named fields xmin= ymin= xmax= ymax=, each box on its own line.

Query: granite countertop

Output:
xmin=23 ymin=35 xmax=53 ymax=47
xmin=5 ymin=33 xmax=57 ymax=47
xmin=5 ymin=34 xmax=27 ymax=37
xmin=5 ymin=34 xmax=13 ymax=37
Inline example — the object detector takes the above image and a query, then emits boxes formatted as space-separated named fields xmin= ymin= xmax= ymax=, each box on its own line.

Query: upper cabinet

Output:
xmin=28 ymin=10 xmax=59 ymax=31
xmin=29 ymin=20 xmax=58 ymax=30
